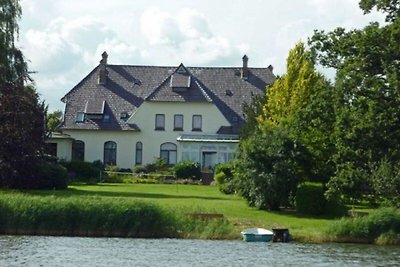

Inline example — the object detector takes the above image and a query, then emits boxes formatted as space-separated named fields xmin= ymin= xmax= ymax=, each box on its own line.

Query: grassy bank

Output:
xmin=1 ymin=183 xmax=332 ymax=241
xmin=326 ymin=207 xmax=400 ymax=245
xmin=0 ymin=192 xmax=233 ymax=239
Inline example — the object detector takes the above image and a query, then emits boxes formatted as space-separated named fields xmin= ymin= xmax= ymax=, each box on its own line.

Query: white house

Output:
xmin=47 ymin=52 xmax=275 ymax=169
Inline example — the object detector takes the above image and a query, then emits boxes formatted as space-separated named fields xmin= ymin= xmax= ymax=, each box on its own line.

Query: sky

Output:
xmin=18 ymin=0 xmax=385 ymax=111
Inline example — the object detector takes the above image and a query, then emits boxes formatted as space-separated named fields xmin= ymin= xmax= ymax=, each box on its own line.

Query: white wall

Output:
xmin=64 ymin=101 xmax=231 ymax=168
xmin=129 ymin=101 xmax=231 ymax=165
xmin=45 ymin=138 xmax=73 ymax=161
xmin=62 ymin=129 xmax=138 ymax=168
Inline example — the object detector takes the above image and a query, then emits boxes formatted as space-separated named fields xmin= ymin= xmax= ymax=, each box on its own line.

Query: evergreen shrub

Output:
xmin=295 ymin=182 xmax=325 ymax=215
xmin=173 ymin=161 xmax=201 ymax=179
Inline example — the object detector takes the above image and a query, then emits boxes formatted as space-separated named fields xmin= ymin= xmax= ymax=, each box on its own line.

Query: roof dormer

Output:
xmin=170 ymin=63 xmax=191 ymax=92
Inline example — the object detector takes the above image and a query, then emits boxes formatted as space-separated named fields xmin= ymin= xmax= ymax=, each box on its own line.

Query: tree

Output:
xmin=46 ymin=110 xmax=63 ymax=133
xmin=0 ymin=0 xmax=47 ymax=188
xmin=259 ymin=42 xmax=336 ymax=183
xmin=240 ymin=94 xmax=265 ymax=139
xmin=309 ymin=2 xmax=400 ymax=201
xmin=235 ymin=126 xmax=311 ymax=210
xmin=259 ymin=42 xmax=326 ymax=126
xmin=359 ymin=0 xmax=400 ymax=22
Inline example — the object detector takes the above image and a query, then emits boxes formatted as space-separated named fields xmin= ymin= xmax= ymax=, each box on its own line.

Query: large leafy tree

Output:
xmin=359 ymin=0 xmax=400 ymax=22
xmin=235 ymin=43 xmax=333 ymax=210
xmin=0 ymin=0 xmax=47 ymax=188
xmin=259 ymin=42 xmax=335 ymax=183
xmin=309 ymin=1 xmax=400 ymax=200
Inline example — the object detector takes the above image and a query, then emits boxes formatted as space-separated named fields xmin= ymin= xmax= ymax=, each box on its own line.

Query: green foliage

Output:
xmin=309 ymin=5 xmax=400 ymax=202
xmin=359 ymin=0 xmax=400 ymax=22
xmin=36 ymin=159 xmax=68 ymax=189
xmin=46 ymin=110 xmax=63 ymax=132
xmin=295 ymin=182 xmax=325 ymax=215
xmin=260 ymin=42 xmax=326 ymax=126
xmin=241 ymin=94 xmax=266 ymax=138
xmin=173 ymin=160 xmax=201 ymax=179
xmin=62 ymin=161 xmax=102 ymax=180
xmin=0 ymin=0 xmax=48 ymax=189
xmin=0 ymin=193 xmax=235 ymax=239
xmin=327 ymin=207 xmax=400 ymax=244
xmin=214 ymin=162 xmax=235 ymax=194
xmin=370 ymin=158 xmax=400 ymax=207
xmin=0 ymin=84 xmax=46 ymax=188
xmin=134 ymin=165 xmax=147 ymax=173
xmin=235 ymin=126 xmax=311 ymax=210
xmin=0 ymin=194 xmax=178 ymax=237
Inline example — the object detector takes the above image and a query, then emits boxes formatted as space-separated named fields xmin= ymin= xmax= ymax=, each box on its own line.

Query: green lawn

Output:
xmin=21 ymin=183 xmax=333 ymax=241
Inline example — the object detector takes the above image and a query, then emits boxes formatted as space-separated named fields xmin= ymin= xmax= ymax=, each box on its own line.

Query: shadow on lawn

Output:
xmin=25 ymin=187 xmax=227 ymax=201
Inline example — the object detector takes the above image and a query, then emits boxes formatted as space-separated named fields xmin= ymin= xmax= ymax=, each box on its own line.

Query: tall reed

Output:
xmin=0 ymin=193 xmax=235 ymax=239
xmin=326 ymin=207 xmax=400 ymax=244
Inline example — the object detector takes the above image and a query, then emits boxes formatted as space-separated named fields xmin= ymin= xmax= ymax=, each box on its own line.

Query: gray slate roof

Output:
xmin=61 ymin=61 xmax=275 ymax=134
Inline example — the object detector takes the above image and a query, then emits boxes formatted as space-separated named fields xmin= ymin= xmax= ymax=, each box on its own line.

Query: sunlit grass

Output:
xmin=4 ymin=183 xmax=334 ymax=241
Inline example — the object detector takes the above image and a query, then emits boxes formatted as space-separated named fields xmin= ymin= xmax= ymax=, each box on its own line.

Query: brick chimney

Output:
xmin=98 ymin=51 xmax=108 ymax=85
xmin=241 ymin=54 xmax=248 ymax=80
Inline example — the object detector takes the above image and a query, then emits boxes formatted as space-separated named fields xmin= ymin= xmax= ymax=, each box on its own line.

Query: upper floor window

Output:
xmin=192 ymin=115 xmax=202 ymax=131
xmin=155 ymin=114 xmax=165 ymax=130
xmin=104 ymin=141 xmax=117 ymax=166
xmin=76 ymin=112 xmax=85 ymax=122
xmin=135 ymin=142 xmax=143 ymax=165
xmin=174 ymin=114 xmax=184 ymax=131
xmin=72 ymin=140 xmax=85 ymax=161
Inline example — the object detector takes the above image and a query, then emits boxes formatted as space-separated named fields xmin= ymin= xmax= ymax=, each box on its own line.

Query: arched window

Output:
xmin=104 ymin=141 xmax=117 ymax=165
xmin=160 ymin=142 xmax=177 ymax=165
xmin=72 ymin=140 xmax=85 ymax=161
xmin=135 ymin=142 xmax=143 ymax=165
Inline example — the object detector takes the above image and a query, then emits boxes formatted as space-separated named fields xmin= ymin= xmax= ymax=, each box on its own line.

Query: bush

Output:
xmin=214 ymin=162 xmax=235 ymax=194
xmin=295 ymin=182 xmax=325 ymax=215
xmin=134 ymin=165 xmax=146 ymax=173
xmin=37 ymin=160 xmax=68 ymax=189
xmin=235 ymin=127 xmax=311 ymax=210
xmin=144 ymin=163 xmax=157 ymax=173
xmin=173 ymin=161 xmax=201 ymax=179
xmin=62 ymin=160 xmax=102 ymax=180
xmin=327 ymin=207 xmax=400 ymax=244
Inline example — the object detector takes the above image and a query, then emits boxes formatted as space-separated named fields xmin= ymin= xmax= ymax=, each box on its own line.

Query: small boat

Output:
xmin=241 ymin=228 xmax=273 ymax=242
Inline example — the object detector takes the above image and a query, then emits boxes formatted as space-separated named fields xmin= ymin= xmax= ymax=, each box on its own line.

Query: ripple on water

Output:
xmin=0 ymin=236 xmax=399 ymax=267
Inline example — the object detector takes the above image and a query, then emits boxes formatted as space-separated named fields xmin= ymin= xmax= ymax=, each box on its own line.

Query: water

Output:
xmin=0 ymin=236 xmax=399 ymax=267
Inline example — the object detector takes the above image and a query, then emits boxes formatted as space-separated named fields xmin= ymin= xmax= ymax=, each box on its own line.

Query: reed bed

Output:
xmin=0 ymin=193 xmax=233 ymax=239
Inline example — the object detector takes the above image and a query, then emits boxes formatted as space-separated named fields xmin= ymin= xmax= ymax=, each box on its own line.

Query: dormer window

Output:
xmin=76 ymin=112 xmax=85 ymax=122
xmin=170 ymin=73 xmax=191 ymax=92
xmin=120 ymin=112 xmax=128 ymax=120
xmin=103 ymin=114 xmax=110 ymax=123
xmin=170 ymin=63 xmax=191 ymax=92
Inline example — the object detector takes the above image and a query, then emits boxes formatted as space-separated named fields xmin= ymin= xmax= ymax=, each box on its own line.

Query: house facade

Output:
xmin=48 ymin=52 xmax=275 ymax=169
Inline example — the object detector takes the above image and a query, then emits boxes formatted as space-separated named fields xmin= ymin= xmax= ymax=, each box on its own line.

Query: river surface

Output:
xmin=0 ymin=236 xmax=399 ymax=266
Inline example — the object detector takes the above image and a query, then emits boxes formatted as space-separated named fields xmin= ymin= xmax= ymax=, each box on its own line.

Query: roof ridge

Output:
xmin=107 ymin=64 xmax=271 ymax=70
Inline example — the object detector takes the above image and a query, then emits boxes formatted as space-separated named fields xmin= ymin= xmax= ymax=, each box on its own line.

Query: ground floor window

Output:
xmin=104 ymin=141 xmax=117 ymax=165
xmin=160 ymin=142 xmax=177 ymax=165
xmin=136 ymin=142 xmax=143 ymax=165
xmin=72 ymin=140 xmax=85 ymax=161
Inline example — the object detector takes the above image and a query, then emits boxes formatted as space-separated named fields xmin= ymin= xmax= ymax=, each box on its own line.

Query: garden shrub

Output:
xmin=214 ymin=162 xmax=235 ymax=194
xmin=173 ymin=160 xmax=201 ymax=179
xmin=295 ymin=182 xmax=325 ymax=215
xmin=144 ymin=163 xmax=157 ymax=173
xmin=62 ymin=160 xmax=102 ymax=180
xmin=134 ymin=165 xmax=146 ymax=173
xmin=37 ymin=159 xmax=68 ymax=189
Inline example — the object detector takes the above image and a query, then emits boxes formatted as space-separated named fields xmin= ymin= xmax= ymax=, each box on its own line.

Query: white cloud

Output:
xmin=18 ymin=0 xmax=387 ymax=111
xmin=139 ymin=6 xmax=245 ymax=66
